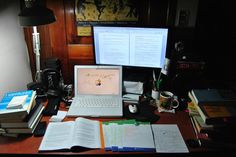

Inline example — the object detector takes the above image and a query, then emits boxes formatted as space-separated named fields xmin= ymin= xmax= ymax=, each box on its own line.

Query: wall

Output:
xmin=195 ymin=0 xmax=236 ymax=84
xmin=0 ymin=0 xmax=32 ymax=100
xmin=175 ymin=0 xmax=199 ymax=27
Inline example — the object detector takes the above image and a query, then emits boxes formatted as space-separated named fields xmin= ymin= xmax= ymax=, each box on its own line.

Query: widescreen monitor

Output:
xmin=92 ymin=26 xmax=168 ymax=69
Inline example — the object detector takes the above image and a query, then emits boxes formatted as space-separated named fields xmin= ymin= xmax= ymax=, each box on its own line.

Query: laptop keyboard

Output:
xmin=76 ymin=97 xmax=120 ymax=108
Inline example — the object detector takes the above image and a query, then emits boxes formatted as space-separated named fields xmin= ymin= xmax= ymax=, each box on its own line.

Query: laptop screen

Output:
xmin=74 ymin=66 xmax=121 ymax=95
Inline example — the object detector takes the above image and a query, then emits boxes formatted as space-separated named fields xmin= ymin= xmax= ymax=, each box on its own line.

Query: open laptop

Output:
xmin=67 ymin=65 xmax=123 ymax=117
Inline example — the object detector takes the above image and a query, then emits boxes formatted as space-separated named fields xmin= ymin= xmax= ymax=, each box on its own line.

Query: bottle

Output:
xmin=157 ymin=57 xmax=170 ymax=91
xmin=157 ymin=71 xmax=168 ymax=91
xmin=151 ymin=70 xmax=159 ymax=100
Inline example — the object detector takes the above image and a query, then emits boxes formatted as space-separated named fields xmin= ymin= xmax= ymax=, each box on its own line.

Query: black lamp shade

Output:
xmin=19 ymin=6 xmax=56 ymax=26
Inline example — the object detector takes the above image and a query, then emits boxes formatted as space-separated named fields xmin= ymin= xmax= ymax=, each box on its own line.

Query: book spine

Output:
xmin=189 ymin=116 xmax=208 ymax=140
xmin=6 ymin=112 xmax=43 ymax=134
xmin=188 ymin=92 xmax=209 ymax=124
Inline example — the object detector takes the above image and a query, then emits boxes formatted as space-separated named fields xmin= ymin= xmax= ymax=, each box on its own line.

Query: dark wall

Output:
xmin=194 ymin=1 xmax=236 ymax=83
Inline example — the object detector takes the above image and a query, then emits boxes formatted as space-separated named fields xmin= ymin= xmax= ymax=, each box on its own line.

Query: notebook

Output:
xmin=67 ymin=65 xmax=123 ymax=117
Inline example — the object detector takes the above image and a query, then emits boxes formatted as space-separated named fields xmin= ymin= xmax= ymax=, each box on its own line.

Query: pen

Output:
xmin=155 ymin=68 xmax=163 ymax=90
xmin=156 ymin=79 xmax=162 ymax=90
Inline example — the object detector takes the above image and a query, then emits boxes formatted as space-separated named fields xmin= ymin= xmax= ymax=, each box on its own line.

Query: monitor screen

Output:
xmin=92 ymin=26 xmax=168 ymax=68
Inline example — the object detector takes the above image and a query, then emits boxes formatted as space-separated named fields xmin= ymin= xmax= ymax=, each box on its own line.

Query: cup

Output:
xmin=151 ymin=90 xmax=160 ymax=100
xmin=159 ymin=91 xmax=179 ymax=110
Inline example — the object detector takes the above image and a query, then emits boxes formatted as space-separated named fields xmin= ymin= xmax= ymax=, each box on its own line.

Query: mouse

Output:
xmin=128 ymin=104 xmax=138 ymax=114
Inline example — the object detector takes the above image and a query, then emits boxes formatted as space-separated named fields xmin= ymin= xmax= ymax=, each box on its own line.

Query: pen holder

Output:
xmin=151 ymin=90 xmax=160 ymax=100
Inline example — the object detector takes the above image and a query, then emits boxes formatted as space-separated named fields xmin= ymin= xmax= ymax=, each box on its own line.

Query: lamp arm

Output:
xmin=32 ymin=26 xmax=41 ymax=82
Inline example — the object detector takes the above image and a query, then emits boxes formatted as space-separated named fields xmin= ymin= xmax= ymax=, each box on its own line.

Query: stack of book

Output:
xmin=0 ymin=90 xmax=44 ymax=137
xmin=188 ymin=88 xmax=236 ymax=147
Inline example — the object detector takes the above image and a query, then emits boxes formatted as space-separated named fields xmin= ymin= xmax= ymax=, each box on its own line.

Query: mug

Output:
xmin=159 ymin=91 xmax=179 ymax=110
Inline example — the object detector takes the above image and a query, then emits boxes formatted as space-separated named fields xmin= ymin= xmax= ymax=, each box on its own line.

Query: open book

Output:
xmin=39 ymin=117 xmax=102 ymax=151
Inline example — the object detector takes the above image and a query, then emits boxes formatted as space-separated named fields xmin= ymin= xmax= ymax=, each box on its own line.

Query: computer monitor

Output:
xmin=92 ymin=26 xmax=168 ymax=69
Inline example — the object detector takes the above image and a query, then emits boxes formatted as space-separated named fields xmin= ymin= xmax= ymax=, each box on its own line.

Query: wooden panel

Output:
xmin=47 ymin=0 xmax=67 ymax=58
xmin=68 ymin=44 xmax=94 ymax=59
xmin=47 ymin=0 xmax=69 ymax=83
xmin=68 ymin=44 xmax=94 ymax=83
xmin=64 ymin=0 xmax=77 ymax=44
xmin=37 ymin=25 xmax=53 ymax=68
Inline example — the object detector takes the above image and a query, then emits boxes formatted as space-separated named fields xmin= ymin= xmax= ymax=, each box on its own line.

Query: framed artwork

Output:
xmin=75 ymin=0 xmax=139 ymax=36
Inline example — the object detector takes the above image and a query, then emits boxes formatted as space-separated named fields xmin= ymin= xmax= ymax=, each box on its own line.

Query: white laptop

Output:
xmin=67 ymin=65 xmax=123 ymax=117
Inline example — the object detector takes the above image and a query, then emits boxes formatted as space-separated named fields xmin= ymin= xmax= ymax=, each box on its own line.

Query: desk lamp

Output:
xmin=18 ymin=0 xmax=56 ymax=82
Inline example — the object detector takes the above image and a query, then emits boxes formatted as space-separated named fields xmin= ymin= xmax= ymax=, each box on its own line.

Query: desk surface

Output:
xmin=0 ymin=103 xmax=231 ymax=156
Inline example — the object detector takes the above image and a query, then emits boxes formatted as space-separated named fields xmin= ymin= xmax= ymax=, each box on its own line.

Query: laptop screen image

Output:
xmin=76 ymin=68 xmax=120 ymax=95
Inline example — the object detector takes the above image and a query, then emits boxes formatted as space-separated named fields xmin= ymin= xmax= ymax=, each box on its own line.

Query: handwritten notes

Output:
xmin=151 ymin=124 xmax=189 ymax=153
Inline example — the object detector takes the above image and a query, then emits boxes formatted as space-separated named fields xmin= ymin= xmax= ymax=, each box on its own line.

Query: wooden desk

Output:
xmin=0 ymin=104 xmax=233 ymax=156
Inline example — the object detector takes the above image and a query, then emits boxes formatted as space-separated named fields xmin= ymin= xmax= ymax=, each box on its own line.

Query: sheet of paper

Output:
xmin=123 ymin=81 xmax=143 ymax=94
xmin=122 ymin=94 xmax=140 ymax=101
xmin=152 ymin=124 xmax=189 ymax=153
xmin=49 ymin=111 xmax=67 ymax=122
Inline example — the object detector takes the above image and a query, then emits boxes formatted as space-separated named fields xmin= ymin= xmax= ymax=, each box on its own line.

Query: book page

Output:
xmin=151 ymin=124 xmax=189 ymax=153
xmin=72 ymin=117 xmax=101 ymax=148
xmin=38 ymin=121 xmax=74 ymax=151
